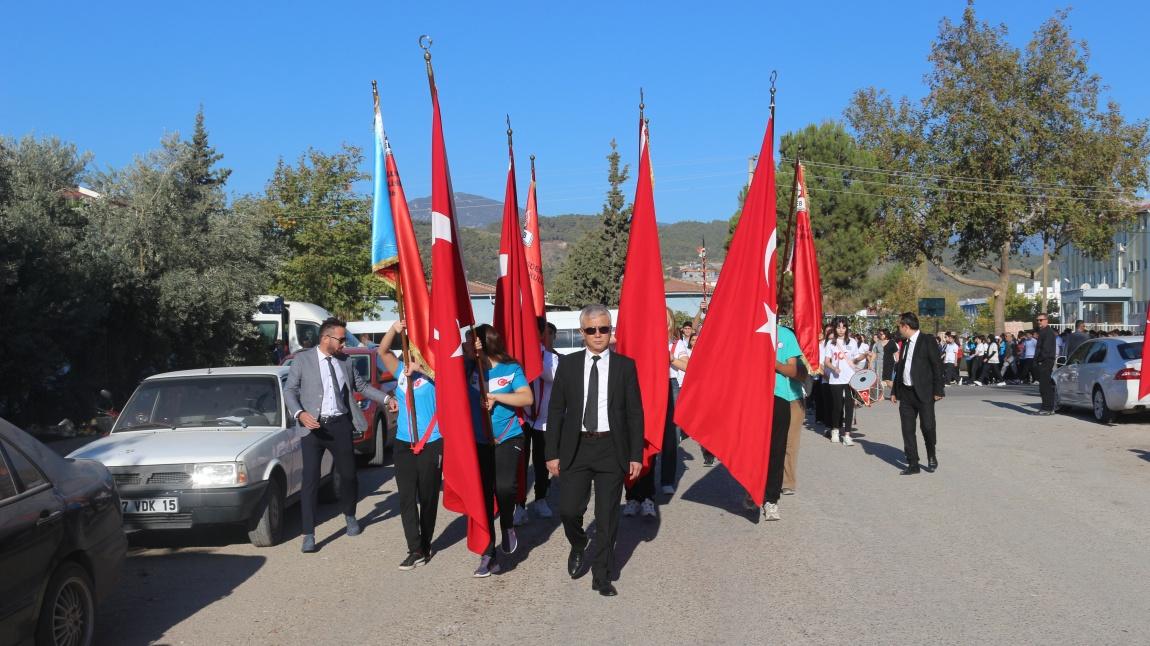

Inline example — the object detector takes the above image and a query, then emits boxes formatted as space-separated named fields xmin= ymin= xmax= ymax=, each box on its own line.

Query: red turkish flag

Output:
xmin=1139 ymin=312 xmax=1150 ymax=400
xmin=787 ymin=163 xmax=822 ymax=369
xmin=427 ymin=78 xmax=490 ymax=555
xmin=615 ymin=117 xmax=668 ymax=476
xmin=523 ymin=161 xmax=547 ymax=322
xmin=493 ymin=145 xmax=542 ymax=382
xmin=383 ymin=141 xmax=435 ymax=374
xmin=674 ymin=112 xmax=779 ymax=506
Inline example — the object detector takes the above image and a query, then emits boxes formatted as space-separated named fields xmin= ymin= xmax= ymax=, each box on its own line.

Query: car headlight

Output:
xmin=192 ymin=463 xmax=247 ymax=487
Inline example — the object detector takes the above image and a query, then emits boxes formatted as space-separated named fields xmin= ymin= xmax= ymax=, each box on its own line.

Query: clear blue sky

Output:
xmin=2 ymin=0 xmax=1146 ymax=222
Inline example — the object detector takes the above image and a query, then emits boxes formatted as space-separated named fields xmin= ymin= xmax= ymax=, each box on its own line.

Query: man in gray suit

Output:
xmin=285 ymin=317 xmax=390 ymax=553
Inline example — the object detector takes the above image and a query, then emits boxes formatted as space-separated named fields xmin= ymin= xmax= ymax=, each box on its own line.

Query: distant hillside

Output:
xmin=407 ymin=192 xmax=522 ymax=229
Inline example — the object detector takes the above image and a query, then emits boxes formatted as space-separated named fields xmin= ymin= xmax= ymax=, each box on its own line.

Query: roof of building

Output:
xmin=664 ymin=277 xmax=707 ymax=295
xmin=467 ymin=280 xmax=496 ymax=296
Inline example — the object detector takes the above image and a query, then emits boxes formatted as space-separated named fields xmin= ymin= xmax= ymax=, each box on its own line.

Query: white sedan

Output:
xmin=69 ymin=367 xmax=333 ymax=546
xmin=1053 ymin=336 xmax=1148 ymax=423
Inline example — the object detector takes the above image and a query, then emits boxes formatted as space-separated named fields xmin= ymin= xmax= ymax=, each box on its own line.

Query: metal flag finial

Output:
xmin=506 ymin=114 xmax=513 ymax=147
xmin=769 ymin=70 xmax=778 ymax=110
xmin=639 ymin=87 xmax=645 ymax=119
xmin=419 ymin=35 xmax=435 ymax=87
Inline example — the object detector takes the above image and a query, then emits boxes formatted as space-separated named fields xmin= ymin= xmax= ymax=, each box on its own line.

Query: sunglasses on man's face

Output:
xmin=582 ymin=326 xmax=613 ymax=336
xmin=325 ymin=334 xmax=347 ymax=344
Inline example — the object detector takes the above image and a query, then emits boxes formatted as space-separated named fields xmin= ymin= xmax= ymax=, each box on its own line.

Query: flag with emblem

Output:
xmin=674 ymin=108 xmax=779 ymax=506
xmin=493 ymin=137 xmax=542 ymax=382
xmin=523 ymin=157 xmax=547 ymax=322
xmin=426 ymin=70 xmax=489 ymax=555
xmin=786 ymin=162 xmax=822 ymax=370
xmin=615 ymin=113 xmax=669 ymax=478
xmin=372 ymin=83 xmax=434 ymax=373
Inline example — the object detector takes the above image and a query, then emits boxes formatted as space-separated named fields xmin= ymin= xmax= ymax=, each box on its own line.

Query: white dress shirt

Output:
xmin=902 ymin=331 xmax=920 ymax=387
xmin=529 ymin=345 xmax=559 ymax=429
xmin=582 ymin=349 xmax=611 ymax=433
xmin=316 ymin=348 xmax=348 ymax=416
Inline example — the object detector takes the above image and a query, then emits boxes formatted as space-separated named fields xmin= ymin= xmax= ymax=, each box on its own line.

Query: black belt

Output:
xmin=319 ymin=413 xmax=349 ymax=424
xmin=580 ymin=430 xmax=612 ymax=439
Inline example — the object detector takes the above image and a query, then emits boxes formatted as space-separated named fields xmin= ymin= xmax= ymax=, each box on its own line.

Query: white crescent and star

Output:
xmin=755 ymin=228 xmax=778 ymax=346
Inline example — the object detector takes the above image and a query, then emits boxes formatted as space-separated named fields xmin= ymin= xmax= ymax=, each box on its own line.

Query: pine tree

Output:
xmin=550 ymin=140 xmax=631 ymax=307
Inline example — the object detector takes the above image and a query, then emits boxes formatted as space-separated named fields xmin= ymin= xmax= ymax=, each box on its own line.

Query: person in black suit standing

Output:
xmin=890 ymin=312 xmax=945 ymax=475
xmin=1033 ymin=314 xmax=1058 ymax=415
xmin=545 ymin=304 xmax=644 ymax=597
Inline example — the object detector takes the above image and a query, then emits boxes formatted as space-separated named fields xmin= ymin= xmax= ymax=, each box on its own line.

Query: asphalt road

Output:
xmin=91 ymin=385 xmax=1150 ymax=645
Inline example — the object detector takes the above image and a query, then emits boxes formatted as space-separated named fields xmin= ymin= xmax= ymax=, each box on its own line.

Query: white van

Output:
xmin=253 ymin=297 xmax=361 ymax=353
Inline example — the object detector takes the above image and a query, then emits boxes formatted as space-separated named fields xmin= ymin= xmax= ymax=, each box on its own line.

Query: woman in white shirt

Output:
xmin=822 ymin=317 xmax=864 ymax=446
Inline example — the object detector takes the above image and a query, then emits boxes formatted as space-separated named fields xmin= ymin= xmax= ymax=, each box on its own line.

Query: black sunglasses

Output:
xmin=324 ymin=334 xmax=347 ymax=344
xmin=582 ymin=326 xmax=613 ymax=336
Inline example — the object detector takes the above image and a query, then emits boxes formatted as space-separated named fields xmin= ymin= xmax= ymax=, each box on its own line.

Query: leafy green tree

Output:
xmin=0 ymin=136 xmax=99 ymax=424
xmin=259 ymin=145 xmax=379 ymax=320
xmin=847 ymin=3 xmax=1150 ymax=332
xmin=777 ymin=122 xmax=883 ymax=301
xmin=550 ymin=140 xmax=631 ymax=307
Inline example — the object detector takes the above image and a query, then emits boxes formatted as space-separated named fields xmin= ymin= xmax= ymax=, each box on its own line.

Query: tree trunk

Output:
xmin=1040 ymin=236 xmax=1049 ymax=314
xmin=931 ymin=242 xmax=1017 ymax=332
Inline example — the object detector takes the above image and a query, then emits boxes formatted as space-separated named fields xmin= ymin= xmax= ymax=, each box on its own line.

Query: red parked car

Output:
xmin=281 ymin=347 xmax=398 ymax=466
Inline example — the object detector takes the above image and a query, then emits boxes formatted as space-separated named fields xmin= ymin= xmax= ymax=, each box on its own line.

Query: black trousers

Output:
xmin=393 ymin=440 xmax=443 ymax=556
xmin=763 ymin=396 xmax=792 ymax=504
xmin=1019 ymin=358 xmax=1034 ymax=383
xmin=1035 ymin=360 xmax=1056 ymax=411
xmin=828 ymin=384 xmax=854 ymax=432
xmin=477 ymin=436 xmax=523 ymax=555
xmin=300 ymin=414 xmax=358 ymax=536
xmin=519 ymin=425 xmax=550 ymax=503
xmin=896 ymin=384 xmax=937 ymax=466
xmin=559 ymin=435 xmax=626 ymax=583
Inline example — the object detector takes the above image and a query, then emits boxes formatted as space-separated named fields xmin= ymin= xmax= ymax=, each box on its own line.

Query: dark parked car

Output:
xmin=0 ymin=418 xmax=127 ymax=646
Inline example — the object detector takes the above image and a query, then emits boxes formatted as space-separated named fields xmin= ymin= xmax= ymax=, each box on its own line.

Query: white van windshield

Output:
xmin=114 ymin=376 xmax=283 ymax=431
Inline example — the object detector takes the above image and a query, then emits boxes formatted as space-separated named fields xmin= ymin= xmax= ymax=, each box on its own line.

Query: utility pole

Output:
xmin=747 ymin=155 xmax=758 ymax=187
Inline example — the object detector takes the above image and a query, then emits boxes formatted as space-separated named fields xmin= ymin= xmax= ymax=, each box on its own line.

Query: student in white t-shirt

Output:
xmin=822 ymin=317 xmax=865 ymax=446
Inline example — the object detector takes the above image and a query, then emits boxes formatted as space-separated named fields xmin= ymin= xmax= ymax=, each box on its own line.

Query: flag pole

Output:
xmin=421 ymin=34 xmax=493 ymax=443
xmin=783 ymin=149 xmax=802 ymax=275
xmin=374 ymin=78 xmax=421 ymax=450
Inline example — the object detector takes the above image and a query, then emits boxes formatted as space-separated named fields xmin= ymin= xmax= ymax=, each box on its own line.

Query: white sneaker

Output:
xmin=661 ymin=485 xmax=675 ymax=495
xmin=842 ymin=432 xmax=855 ymax=446
xmin=512 ymin=504 xmax=529 ymax=526
xmin=762 ymin=502 xmax=780 ymax=521
xmin=622 ymin=500 xmax=640 ymax=517
xmin=533 ymin=499 xmax=553 ymax=519
xmin=973 ymin=380 xmax=983 ymax=386
xmin=830 ymin=429 xmax=840 ymax=444
xmin=640 ymin=499 xmax=657 ymax=517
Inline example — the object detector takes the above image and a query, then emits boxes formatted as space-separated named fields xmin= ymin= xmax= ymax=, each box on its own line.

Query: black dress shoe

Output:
xmin=900 ymin=465 xmax=921 ymax=475
xmin=567 ymin=544 xmax=587 ymax=579
xmin=927 ymin=456 xmax=938 ymax=471
xmin=592 ymin=579 xmax=618 ymax=596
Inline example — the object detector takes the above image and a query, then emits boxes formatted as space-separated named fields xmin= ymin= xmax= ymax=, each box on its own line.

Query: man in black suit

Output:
xmin=890 ymin=312 xmax=945 ymax=475
xmin=546 ymin=304 xmax=644 ymax=597
xmin=1033 ymin=314 xmax=1058 ymax=415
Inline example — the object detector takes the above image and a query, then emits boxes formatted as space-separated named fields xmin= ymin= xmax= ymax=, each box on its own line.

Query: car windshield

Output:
xmin=1117 ymin=343 xmax=1142 ymax=361
xmin=114 ymin=375 xmax=282 ymax=431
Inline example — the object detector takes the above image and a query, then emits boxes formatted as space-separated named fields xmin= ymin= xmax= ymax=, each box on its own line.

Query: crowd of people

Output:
xmin=283 ymin=306 xmax=1079 ymax=595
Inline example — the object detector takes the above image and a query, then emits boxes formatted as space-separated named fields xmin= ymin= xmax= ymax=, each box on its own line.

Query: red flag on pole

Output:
xmin=787 ymin=163 xmax=822 ymax=369
xmin=674 ymin=101 xmax=779 ymax=506
xmin=615 ymin=111 xmax=669 ymax=476
xmin=425 ymin=57 xmax=489 ymax=555
xmin=1139 ymin=312 xmax=1150 ymax=400
xmin=523 ymin=157 xmax=547 ymax=322
xmin=493 ymin=130 xmax=542 ymax=382
xmin=382 ymin=137 xmax=435 ymax=374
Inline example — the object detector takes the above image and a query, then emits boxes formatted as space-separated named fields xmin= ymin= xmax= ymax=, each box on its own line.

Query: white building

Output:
xmin=1058 ymin=202 xmax=1150 ymax=330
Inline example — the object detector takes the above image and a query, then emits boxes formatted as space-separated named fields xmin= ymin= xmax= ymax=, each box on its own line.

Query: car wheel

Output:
xmin=248 ymin=477 xmax=284 ymax=547
xmin=36 ymin=561 xmax=95 ymax=646
xmin=368 ymin=416 xmax=387 ymax=466
xmin=1092 ymin=387 xmax=1116 ymax=424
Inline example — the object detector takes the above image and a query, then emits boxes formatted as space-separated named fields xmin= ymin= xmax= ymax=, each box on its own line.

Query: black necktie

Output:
xmin=326 ymin=357 xmax=348 ymax=414
xmin=583 ymin=355 xmax=600 ymax=432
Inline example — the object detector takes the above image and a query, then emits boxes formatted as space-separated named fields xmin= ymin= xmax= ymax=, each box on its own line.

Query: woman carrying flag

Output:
xmin=465 ymin=324 xmax=533 ymax=577
xmin=378 ymin=321 xmax=441 ymax=571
